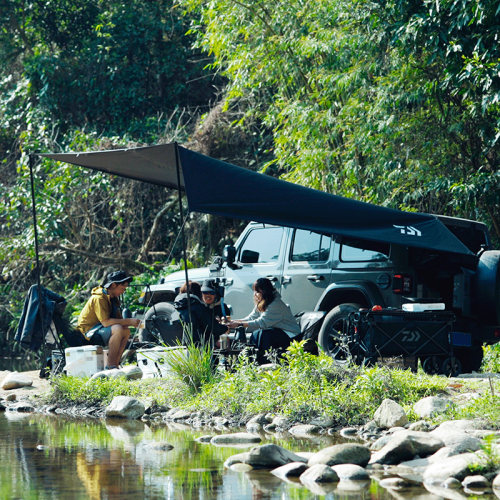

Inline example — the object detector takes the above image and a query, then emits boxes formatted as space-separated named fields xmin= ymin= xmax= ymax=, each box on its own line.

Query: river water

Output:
xmin=0 ymin=411 xmax=402 ymax=500
xmin=3 ymin=412 xmax=498 ymax=500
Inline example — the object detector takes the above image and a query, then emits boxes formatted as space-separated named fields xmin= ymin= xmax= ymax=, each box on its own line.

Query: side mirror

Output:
xmin=222 ymin=245 xmax=236 ymax=265
xmin=241 ymin=249 xmax=259 ymax=264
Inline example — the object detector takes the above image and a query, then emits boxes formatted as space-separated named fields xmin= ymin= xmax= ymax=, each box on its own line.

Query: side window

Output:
xmin=291 ymin=229 xmax=331 ymax=262
xmin=239 ymin=227 xmax=284 ymax=263
xmin=340 ymin=238 xmax=389 ymax=262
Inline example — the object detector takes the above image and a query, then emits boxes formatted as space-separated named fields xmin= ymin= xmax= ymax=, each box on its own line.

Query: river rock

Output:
xmin=271 ymin=415 xmax=292 ymax=429
xmin=211 ymin=433 xmax=262 ymax=445
xmin=493 ymin=472 xmax=500 ymax=490
xmin=5 ymin=393 xmax=17 ymax=402
xmin=105 ymin=396 xmax=145 ymax=419
xmin=226 ymin=443 xmax=307 ymax=469
xmin=422 ymin=452 xmax=480 ymax=485
xmin=408 ymin=420 xmax=431 ymax=432
xmin=369 ymin=430 xmax=444 ymax=465
xmin=429 ymin=428 xmax=481 ymax=454
xmin=271 ymin=462 xmax=308 ymax=479
xmin=288 ymin=424 xmax=322 ymax=438
xmin=8 ymin=401 xmax=34 ymax=412
xmin=90 ymin=368 xmax=125 ymax=380
xmin=224 ymin=451 xmax=251 ymax=468
xmin=443 ymin=477 xmax=462 ymax=489
xmin=462 ymin=475 xmax=489 ymax=489
xmin=121 ymin=365 xmax=143 ymax=380
xmin=373 ymin=399 xmax=408 ymax=429
xmin=331 ymin=464 xmax=369 ymax=481
xmin=308 ymin=416 xmax=335 ymax=428
xmin=1 ymin=372 xmax=33 ymax=390
xmin=432 ymin=419 xmax=488 ymax=433
xmin=170 ymin=409 xmax=192 ymax=421
xmin=413 ymin=396 xmax=453 ymax=418
xmin=300 ymin=464 xmax=339 ymax=484
xmin=370 ymin=434 xmax=392 ymax=451
xmin=196 ymin=435 xmax=213 ymax=443
xmin=339 ymin=427 xmax=358 ymax=438
xmin=378 ymin=477 xmax=413 ymax=490
xmin=308 ymin=443 xmax=371 ymax=467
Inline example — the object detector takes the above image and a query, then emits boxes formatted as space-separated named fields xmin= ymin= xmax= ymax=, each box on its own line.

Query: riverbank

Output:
xmin=1 ymin=364 xmax=500 ymax=498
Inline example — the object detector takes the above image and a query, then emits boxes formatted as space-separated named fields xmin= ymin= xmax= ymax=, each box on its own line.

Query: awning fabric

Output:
xmin=40 ymin=143 xmax=474 ymax=257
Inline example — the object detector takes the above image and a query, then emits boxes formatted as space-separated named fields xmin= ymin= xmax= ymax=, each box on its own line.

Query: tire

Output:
xmin=142 ymin=302 xmax=183 ymax=346
xmin=454 ymin=346 xmax=484 ymax=373
xmin=317 ymin=303 xmax=361 ymax=365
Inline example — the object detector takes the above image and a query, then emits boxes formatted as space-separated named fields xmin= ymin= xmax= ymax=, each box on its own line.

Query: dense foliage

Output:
xmin=1 ymin=0 xmax=499 ymax=353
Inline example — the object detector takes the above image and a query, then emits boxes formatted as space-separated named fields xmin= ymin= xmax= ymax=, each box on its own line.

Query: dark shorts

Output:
xmin=86 ymin=324 xmax=112 ymax=346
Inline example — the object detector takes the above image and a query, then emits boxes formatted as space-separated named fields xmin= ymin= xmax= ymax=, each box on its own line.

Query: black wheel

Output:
xmin=454 ymin=346 xmax=483 ymax=373
xmin=317 ymin=303 xmax=361 ymax=365
xmin=142 ymin=302 xmax=183 ymax=345
xmin=441 ymin=356 xmax=462 ymax=377
xmin=422 ymin=355 xmax=442 ymax=375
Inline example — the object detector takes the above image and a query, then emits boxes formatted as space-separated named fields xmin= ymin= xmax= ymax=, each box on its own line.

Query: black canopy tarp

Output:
xmin=40 ymin=143 xmax=474 ymax=257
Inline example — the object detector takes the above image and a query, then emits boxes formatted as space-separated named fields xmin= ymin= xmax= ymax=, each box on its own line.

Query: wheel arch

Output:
xmin=315 ymin=282 xmax=385 ymax=313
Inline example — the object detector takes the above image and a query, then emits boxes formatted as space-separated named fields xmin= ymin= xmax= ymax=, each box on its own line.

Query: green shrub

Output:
xmin=482 ymin=343 xmax=500 ymax=373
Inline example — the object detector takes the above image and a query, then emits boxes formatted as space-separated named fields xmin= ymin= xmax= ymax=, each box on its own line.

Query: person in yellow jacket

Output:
xmin=77 ymin=270 xmax=140 ymax=369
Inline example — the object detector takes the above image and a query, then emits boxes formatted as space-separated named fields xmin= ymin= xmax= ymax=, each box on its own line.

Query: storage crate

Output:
xmin=352 ymin=310 xmax=456 ymax=359
xmin=64 ymin=345 xmax=104 ymax=377
xmin=136 ymin=346 xmax=187 ymax=378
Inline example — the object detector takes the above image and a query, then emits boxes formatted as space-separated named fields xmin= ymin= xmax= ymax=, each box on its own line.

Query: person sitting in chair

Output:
xmin=174 ymin=281 xmax=228 ymax=347
xmin=227 ymin=277 xmax=300 ymax=364
xmin=201 ymin=279 xmax=229 ymax=332
xmin=77 ymin=270 xmax=140 ymax=369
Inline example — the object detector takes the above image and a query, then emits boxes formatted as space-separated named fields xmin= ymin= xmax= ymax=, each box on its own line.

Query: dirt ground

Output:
xmin=0 ymin=370 xmax=51 ymax=400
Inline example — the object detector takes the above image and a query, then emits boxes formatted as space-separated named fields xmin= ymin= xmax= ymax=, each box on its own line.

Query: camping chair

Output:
xmin=15 ymin=285 xmax=89 ymax=377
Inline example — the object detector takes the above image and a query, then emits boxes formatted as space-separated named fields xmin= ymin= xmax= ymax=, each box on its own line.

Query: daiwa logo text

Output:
xmin=393 ymin=225 xmax=422 ymax=237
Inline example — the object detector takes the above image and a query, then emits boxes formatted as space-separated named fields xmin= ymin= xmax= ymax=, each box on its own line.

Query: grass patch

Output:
xmin=482 ymin=343 xmax=500 ymax=373
xmin=48 ymin=340 xmax=498 ymax=427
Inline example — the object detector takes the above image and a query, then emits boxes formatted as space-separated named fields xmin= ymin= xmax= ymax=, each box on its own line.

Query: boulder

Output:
xmin=105 ymin=396 xmax=145 ymax=419
xmin=369 ymin=430 xmax=444 ymax=465
xmin=331 ymin=464 xmax=369 ymax=481
xmin=226 ymin=444 xmax=307 ymax=469
xmin=413 ymin=396 xmax=453 ymax=418
xmin=170 ymin=409 xmax=192 ymax=421
xmin=288 ymin=424 xmax=322 ymax=438
xmin=308 ymin=443 xmax=371 ymax=467
xmin=271 ymin=462 xmax=309 ymax=479
xmin=373 ymin=399 xmax=408 ymax=429
xmin=423 ymin=452 xmax=480 ymax=485
xmin=210 ymin=433 xmax=262 ymax=445
xmin=429 ymin=428 xmax=481 ymax=454
xmin=300 ymin=464 xmax=339 ymax=484
xmin=1 ymin=372 xmax=33 ymax=390
xmin=462 ymin=475 xmax=489 ymax=489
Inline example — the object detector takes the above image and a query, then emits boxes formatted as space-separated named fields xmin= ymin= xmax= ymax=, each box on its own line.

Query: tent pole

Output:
xmin=174 ymin=144 xmax=192 ymax=327
xmin=29 ymin=154 xmax=42 ymax=291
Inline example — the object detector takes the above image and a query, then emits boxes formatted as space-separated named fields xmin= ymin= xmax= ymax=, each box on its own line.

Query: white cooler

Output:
xmin=64 ymin=345 xmax=104 ymax=377
xmin=136 ymin=346 xmax=187 ymax=378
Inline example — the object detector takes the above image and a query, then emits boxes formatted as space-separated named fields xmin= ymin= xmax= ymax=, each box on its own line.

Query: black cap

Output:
xmin=103 ymin=270 xmax=133 ymax=288
xmin=201 ymin=279 xmax=216 ymax=293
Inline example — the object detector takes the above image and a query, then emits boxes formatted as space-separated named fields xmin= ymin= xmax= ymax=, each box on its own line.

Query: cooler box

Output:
xmin=136 ymin=346 xmax=187 ymax=378
xmin=64 ymin=345 xmax=104 ymax=377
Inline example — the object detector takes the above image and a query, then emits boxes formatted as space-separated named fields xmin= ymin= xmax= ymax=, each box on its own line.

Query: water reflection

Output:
xmin=0 ymin=413 xmax=497 ymax=499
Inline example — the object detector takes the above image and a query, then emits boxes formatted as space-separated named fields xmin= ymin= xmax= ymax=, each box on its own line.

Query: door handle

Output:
xmin=282 ymin=276 xmax=292 ymax=284
xmin=266 ymin=276 xmax=278 ymax=282
xmin=307 ymin=274 xmax=324 ymax=282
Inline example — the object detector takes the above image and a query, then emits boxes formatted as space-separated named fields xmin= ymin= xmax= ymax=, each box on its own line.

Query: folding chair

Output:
xmin=15 ymin=285 xmax=89 ymax=377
